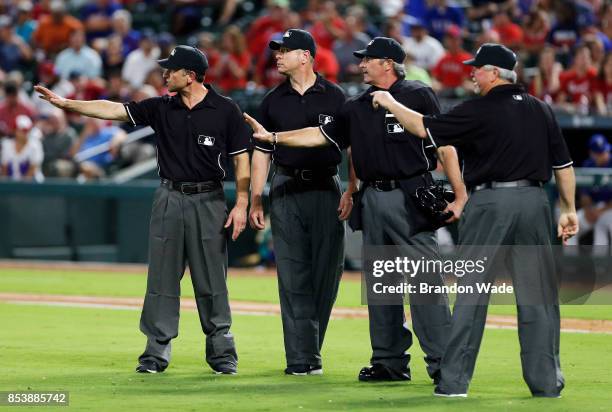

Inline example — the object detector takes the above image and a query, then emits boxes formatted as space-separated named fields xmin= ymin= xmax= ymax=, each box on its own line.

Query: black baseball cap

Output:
xmin=158 ymin=45 xmax=209 ymax=73
xmin=353 ymin=37 xmax=406 ymax=64
xmin=269 ymin=29 xmax=317 ymax=57
xmin=463 ymin=43 xmax=517 ymax=71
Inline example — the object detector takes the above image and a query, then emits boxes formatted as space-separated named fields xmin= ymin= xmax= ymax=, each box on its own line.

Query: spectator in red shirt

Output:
xmin=557 ymin=45 xmax=599 ymax=111
xmin=595 ymin=52 xmax=612 ymax=115
xmin=253 ymin=11 xmax=303 ymax=90
xmin=196 ymin=32 xmax=221 ymax=86
xmin=431 ymin=25 xmax=473 ymax=97
xmin=310 ymin=1 xmax=346 ymax=51
xmin=31 ymin=0 xmax=52 ymax=20
xmin=522 ymin=9 xmax=550 ymax=63
xmin=529 ymin=46 xmax=562 ymax=103
xmin=246 ymin=0 xmax=288 ymax=58
xmin=583 ymin=31 xmax=606 ymax=69
xmin=254 ymin=39 xmax=285 ymax=89
xmin=207 ymin=25 xmax=251 ymax=93
xmin=492 ymin=10 xmax=523 ymax=50
xmin=0 ymin=81 xmax=35 ymax=137
xmin=313 ymin=44 xmax=339 ymax=84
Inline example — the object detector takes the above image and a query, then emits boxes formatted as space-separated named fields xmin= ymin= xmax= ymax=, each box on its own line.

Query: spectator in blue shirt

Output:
xmin=110 ymin=9 xmax=140 ymax=56
xmin=54 ymin=30 xmax=102 ymax=79
xmin=570 ymin=134 xmax=612 ymax=246
xmin=0 ymin=15 xmax=33 ymax=73
xmin=72 ymin=117 xmax=126 ymax=179
xmin=80 ymin=0 xmax=123 ymax=42
xmin=583 ymin=134 xmax=612 ymax=168
xmin=14 ymin=1 xmax=37 ymax=44
xmin=424 ymin=0 xmax=465 ymax=42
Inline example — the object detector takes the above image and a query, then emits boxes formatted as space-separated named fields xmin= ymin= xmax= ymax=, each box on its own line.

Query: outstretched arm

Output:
xmin=34 ymin=85 xmax=129 ymax=122
xmin=244 ymin=113 xmax=330 ymax=147
xmin=370 ymin=91 xmax=427 ymax=138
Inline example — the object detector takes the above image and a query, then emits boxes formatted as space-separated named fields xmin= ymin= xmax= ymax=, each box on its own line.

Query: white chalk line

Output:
xmin=2 ymin=296 xmax=611 ymax=335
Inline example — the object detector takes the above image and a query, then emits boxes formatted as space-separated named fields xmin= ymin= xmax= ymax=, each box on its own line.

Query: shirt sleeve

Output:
xmin=415 ymin=87 xmax=441 ymax=116
xmin=30 ymin=139 xmax=44 ymax=166
xmin=545 ymin=104 xmax=573 ymax=169
xmin=227 ymin=101 xmax=252 ymax=156
xmin=123 ymin=97 xmax=162 ymax=127
xmin=0 ymin=139 xmax=8 ymax=165
xmin=422 ymin=99 xmax=480 ymax=148
xmin=253 ymin=94 xmax=274 ymax=153
xmin=320 ymin=102 xmax=350 ymax=151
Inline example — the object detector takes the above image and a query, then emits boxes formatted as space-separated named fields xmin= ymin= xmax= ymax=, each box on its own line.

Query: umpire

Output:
xmin=35 ymin=45 xmax=251 ymax=375
xmin=249 ymin=29 xmax=355 ymax=375
xmin=370 ymin=43 xmax=579 ymax=397
xmin=246 ymin=37 xmax=467 ymax=383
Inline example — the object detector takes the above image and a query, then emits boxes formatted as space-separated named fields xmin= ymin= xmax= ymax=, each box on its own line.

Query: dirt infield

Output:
xmin=2 ymin=260 xmax=611 ymax=334
xmin=1 ymin=292 xmax=611 ymax=334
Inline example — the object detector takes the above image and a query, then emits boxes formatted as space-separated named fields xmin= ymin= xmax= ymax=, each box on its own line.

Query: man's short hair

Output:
xmin=482 ymin=64 xmax=517 ymax=83
xmin=392 ymin=61 xmax=406 ymax=79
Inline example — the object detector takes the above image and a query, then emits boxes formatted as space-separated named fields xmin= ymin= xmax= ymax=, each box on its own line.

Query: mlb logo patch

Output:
xmin=198 ymin=135 xmax=215 ymax=146
xmin=284 ymin=31 xmax=291 ymax=38
xmin=171 ymin=48 xmax=176 ymax=56
xmin=512 ymin=95 xmax=523 ymax=101
xmin=387 ymin=123 xmax=404 ymax=133
xmin=319 ymin=114 xmax=334 ymax=125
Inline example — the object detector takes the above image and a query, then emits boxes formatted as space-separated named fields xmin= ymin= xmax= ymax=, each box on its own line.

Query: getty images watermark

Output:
xmin=371 ymin=256 xmax=513 ymax=295
xmin=362 ymin=245 xmax=612 ymax=305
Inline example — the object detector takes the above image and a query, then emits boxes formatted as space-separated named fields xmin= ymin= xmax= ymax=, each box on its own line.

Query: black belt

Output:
xmin=471 ymin=179 xmax=543 ymax=193
xmin=275 ymin=165 xmax=338 ymax=181
xmin=364 ymin=179 xmax=400 ymax=192
xmin=161 ymin=178 xmax=221 ymax=194
xmin=364 ymin=172 xmax=432 ymax=192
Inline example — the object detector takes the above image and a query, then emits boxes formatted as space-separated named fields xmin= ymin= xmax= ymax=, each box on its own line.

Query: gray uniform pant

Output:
xmin=438 ymin=186 xmax=564 ymax=397
xmin=362 ymin=187 xmax=451 ymax=379
xmin=138 ymin=185 xmax=237 ymax=370
xmin=270 ymin=173 xmax=345 ymax=367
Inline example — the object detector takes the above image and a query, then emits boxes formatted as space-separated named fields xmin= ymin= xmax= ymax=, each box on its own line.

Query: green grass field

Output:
xmin=1 ymin=267 xmax=611 ymax=411
xmin=1 ymin=268 xmax=610 ymax=319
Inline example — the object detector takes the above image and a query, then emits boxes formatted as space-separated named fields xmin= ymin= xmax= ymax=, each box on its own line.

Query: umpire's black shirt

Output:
xmin=320 ymin=79 xmax=440 ymax=181
xmin=422 ymin=84 xmax=573 ymax=187
xmin=124 ymin=85 xmax=251 ymax=182
xmin=255 ymin=74 xmax=346 ymax=169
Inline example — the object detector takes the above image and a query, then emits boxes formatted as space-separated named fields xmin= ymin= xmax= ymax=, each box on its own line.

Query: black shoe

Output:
xmin=212 ymin=362 xmax=237 ymax=375
xmin=136 ymin=360 xmax=164 ymax=374
xmin=358 ymin=364 xmax=411 ymax=382
xmin=284 ymin=364 xmax=323 ymax=376
xmin=433 ymin=386 xmax=467 ymax=398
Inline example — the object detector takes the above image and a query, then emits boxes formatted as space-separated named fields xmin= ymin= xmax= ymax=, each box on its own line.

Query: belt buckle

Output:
xmin=374 ymin=180 xmax=384 ymax=191
xmin=179 ymin=183 xmax=194 ymax=194
xmin=300 ymin=169 xmax=313 ymax=181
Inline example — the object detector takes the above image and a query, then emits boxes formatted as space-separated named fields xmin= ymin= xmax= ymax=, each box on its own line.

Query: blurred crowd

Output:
xmin=0 ymin=0 xmax=611 ymax=182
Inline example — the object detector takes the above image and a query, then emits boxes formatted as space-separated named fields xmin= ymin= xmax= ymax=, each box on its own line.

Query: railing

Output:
xmin=73 ymin=126 xmax=155 ymax=163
